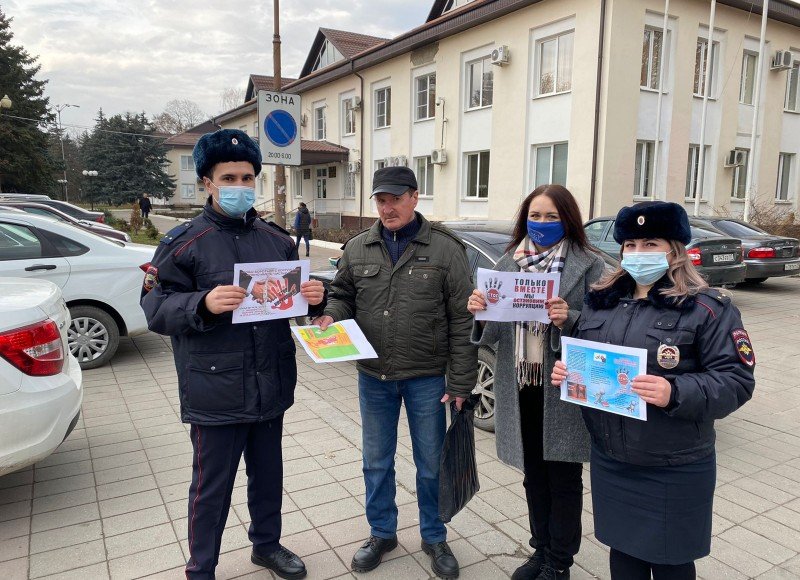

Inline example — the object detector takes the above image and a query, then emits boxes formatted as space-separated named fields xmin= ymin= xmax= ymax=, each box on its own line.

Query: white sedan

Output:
xmin=0 ymin=210 xmax=155 ymax=368
xmin=0 ymin=278 xmax=82 ymax=477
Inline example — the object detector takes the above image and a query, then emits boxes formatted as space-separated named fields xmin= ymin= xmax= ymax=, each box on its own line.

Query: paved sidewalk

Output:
xmin=1 ymin=275 xmax=799 ymax=579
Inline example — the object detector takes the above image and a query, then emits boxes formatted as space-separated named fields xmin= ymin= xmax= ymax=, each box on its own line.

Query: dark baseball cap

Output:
xmin=370 ymin=166 xmax=418 ymax=197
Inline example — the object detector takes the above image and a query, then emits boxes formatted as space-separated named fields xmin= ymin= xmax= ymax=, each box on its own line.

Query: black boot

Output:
xmin=351 ymin=535 xmax=398 ymax=572
xmin=511 ymin=549 xmax=545 ymax=580
xmin=421 ymin=540 xmax=460 ymax=579
xmin=251 ymin=545 xmax=307 ymax=579
xmin=537 ymin=563 xmax=570 ymax=579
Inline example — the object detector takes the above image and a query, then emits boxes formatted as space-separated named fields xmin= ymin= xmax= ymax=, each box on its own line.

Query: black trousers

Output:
xmin=519 ymin=386 xmax=583 ymax=570
xmin=295 ymin=233 xmax=310 ymax=255
xmin=185 ymin=416 xmax=284 ymax=579
xmin=610 ymin=548 xmax=697 ymax=580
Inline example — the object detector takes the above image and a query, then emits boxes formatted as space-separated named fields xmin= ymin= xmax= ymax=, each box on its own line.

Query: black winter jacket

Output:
xmin=140 ymin=200 xmax=324 ymax=425
xmin=575 ymin=275 xmax=755 ymax=467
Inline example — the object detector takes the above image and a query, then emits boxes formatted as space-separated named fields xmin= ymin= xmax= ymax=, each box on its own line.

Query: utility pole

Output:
xmin=55 ymin=103 xmax=79 ymax=202
xmin=272 ymin=0 xmax=287 ymax=227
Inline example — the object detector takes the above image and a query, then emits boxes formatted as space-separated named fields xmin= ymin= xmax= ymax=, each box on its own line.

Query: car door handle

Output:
xmin=25 ymin=264 xmax=57 ymax=271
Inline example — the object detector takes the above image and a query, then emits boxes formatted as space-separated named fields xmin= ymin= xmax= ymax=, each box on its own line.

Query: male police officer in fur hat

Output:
xmin=141 ymin=128 xmax=325 ymax=579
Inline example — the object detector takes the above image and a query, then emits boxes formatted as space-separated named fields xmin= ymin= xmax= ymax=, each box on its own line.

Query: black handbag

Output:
xmin=438 ymin=394 xmax=481 ymax=522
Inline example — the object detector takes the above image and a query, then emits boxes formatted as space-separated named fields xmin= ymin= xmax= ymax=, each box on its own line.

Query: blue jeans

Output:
xmin=358 ymin=372 xmax=447 ymax=543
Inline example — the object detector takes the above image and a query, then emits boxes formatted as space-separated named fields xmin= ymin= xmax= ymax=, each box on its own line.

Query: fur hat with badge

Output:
xmin=193 ymin=128 xmax=262 ymax=179
xmin=613 ymin=201 xmax=692 ymax=245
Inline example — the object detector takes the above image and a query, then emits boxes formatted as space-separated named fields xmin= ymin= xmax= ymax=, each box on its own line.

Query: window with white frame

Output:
xmin=293 ymin=171 xmax=303 ymax=198
xmin=414 ymin=156 xmax=434 ymax=197
xmin=314 ymin=105 xmax=326 ymax=140
xmin=344 ymin=171 xmax=356 ymax=198
xmin=537 ymin=31 xmax=574 ymax=96
xmin=731 ymin=148 xmax=749 ymax=199
xmin=375 ymin=159 xmax=387 ymax=172
xmin=641 ymin=28 xmax=665 ymax=90
xmin=776 ymin=153 xmax=794 ymax=201
xmin=694 ymin=38 xmax=719 ymax=97
xmin=375 ymin=87 xmax=391 ymax=128
xmin=740 ymin=51 xmax=758 ymax=105
xmin=180 ymin=155 xmax=195 ymax=171
xmin=343 ymin=98 xmax=356 ymax=136
xmin=312 ymin=39 xmax=343 ymax=72
xmin=685 ymin=144 xmax=711 ymax=199
xmin=180 ymin=184 xmax=195 ymax=199
xmin=415 ymin=73 xmax=437 ymax=121
xmin=465 ymin=151 xmax=490 ymax=198
xmin=534 ymin=143 xmax=568 ymax=187
xmin=634 ymin=141 xmax=655 ymax=198
xmin=785 ymin=61 xmax=799 ymax=112
xmin=316 ymin=168 xmax=327 ymax=199
xmin=253 ymin=122 xmax=259 ymax=140
xmin=466 ymin=57 xmax=494 ymax=109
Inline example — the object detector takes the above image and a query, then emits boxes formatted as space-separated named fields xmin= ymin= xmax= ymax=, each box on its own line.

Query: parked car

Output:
xmin=32 ymin=199 xmax=106 ymax=223
xmin=0 ymin=201 xmax=131 ymax=242
xmin=689 ymin=217 xmax=800 ymax=283
xmin=0 ymin=211 xmax=154 ymax=369
xmin=0 ymin=193 xmax=51 ymax=202
xmin=0 ymin=278 xmax=82 ymax=477
xmin=584 ymin=216 xmax=747 ymax=286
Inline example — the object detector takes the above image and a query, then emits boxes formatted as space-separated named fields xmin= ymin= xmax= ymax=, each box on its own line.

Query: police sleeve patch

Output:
xmin=143 ymin=265 xmax=159 ymax=292
xmin=731 ymin=329 xmax=755 ymax=367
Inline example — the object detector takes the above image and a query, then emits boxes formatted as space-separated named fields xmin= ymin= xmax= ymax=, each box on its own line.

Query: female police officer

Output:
xmin=552 ymin=201 xmax=755 ymax=580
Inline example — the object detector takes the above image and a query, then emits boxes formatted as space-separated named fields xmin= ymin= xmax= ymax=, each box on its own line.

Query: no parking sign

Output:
xmin=257 ymin=90 xmax=301 ymax=166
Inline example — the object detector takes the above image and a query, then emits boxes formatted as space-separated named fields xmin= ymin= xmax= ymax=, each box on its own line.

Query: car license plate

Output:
xmin=786 ymin=263 xmax=800 ymax=271
xmin=713 ymin=253 xmax=735 ymax=263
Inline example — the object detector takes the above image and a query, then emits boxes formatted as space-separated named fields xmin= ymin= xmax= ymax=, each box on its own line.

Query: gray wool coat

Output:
xmin=471 ymin=243 xmax=606 ymax=470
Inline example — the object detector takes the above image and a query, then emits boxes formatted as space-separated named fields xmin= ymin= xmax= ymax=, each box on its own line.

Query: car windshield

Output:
xmin=690 ymin=225 xmax=724 ymax=239
xmin=712 ymin=220 xmax=769 ymax=237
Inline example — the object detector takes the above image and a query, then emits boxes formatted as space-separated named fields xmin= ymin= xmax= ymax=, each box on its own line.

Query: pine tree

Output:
xmin=0 ymin=8 xmax=57 ymax=193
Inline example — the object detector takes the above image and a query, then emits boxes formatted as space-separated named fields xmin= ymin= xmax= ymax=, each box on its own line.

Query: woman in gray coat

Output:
xmin=468 ymin=185 xmax=605 ymax=580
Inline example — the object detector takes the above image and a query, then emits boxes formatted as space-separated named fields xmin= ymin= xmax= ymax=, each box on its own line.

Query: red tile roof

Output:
xmin=301 ymin=140 xmax=349 ymax=154
xmin=319 ymin=28 xmax=389 ymax=58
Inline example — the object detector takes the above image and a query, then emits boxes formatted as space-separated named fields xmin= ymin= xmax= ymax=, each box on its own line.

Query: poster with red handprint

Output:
xmin=474 ymin=268 xmax=560 ymax=323
xmin=232 ymin=260 xmax=309 ymax=323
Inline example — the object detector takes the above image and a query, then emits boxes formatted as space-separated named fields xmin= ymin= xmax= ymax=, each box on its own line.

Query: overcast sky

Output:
xmin=3 ymin=0 xmax=433 ymax=131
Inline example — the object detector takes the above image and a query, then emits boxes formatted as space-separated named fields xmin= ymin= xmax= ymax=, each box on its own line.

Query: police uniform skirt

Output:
xmin=590 ymin=445 xmax=716 ymax=565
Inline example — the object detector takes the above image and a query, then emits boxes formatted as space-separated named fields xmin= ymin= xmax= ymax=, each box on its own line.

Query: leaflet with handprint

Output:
xmin=232 ymin=260 xmax=309 ymax=323
xmin=474 ymin=268 xmax=561 ymax=323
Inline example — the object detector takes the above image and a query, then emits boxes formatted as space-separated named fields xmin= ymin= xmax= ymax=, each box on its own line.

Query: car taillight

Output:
xmin=747 ymin=247 xmax=776 ymax=259
xmin=687 ymin=248 xmax=702 ymax=266
xmin=96 ymin=215 xmax=105 ymax=224
xmin=0 ymin=319 xmax=64 ymax=376
xmin=139 ymin=262 xmax=151 ymax=273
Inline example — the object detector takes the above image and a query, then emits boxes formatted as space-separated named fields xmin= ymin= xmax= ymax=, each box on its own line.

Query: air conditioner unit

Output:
xmin=348 ymin=161 xmax=361 ymax=174
xmin=431 ymin=149 xmax=448 ymax=165
xmin=724 ymin=150 xmax=746 ymax=167
xmin=490 ymin=45 xmax=510 ymax=66
xmin=349 ymin=96 xmax=362 ymax=110
xmin=393 ymin=155 xmax=408 ymax=167
xmin=771 ymin=50 xmax=794 ymax=71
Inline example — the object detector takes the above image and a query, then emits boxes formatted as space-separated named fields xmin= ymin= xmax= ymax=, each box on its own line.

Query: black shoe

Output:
xmin=351 ymin=535 xmax=398 ymax=572
xmin=421 ymin=541 xmax=459 ymax=579
xmin=305 ymin=252 xmax=309 ymax=257
xmin=537 ymin=563 xmax=570 ymax=580
xmin=511 ymin=550 xmax=545 ymax=580
xmin=251 ymin=545 xmax=307 ymax=579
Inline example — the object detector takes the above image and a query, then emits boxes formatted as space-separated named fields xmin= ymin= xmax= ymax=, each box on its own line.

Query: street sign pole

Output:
xmin=273 ymin=0 xmax=286 ymax=228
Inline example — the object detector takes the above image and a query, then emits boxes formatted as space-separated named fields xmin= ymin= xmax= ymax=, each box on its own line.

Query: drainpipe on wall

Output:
xmin=354 ymin=67 xmax=366 ymax=230
xmin=651 ymin=0 xmax=671 ymax=200
xmin=744 ymin=0 xmax=769 ymax=222
xmin=694 ymin=0 xmax=716 ymax=217
xmin=589 ymin=0 xmax=607 ymax=219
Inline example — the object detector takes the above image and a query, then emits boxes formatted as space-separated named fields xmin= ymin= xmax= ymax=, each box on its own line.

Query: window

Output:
xmin=344 ymin=172 xmax=356 ymax=198
xmin=41 ymin=230 xmax=88 ymax=257
xmin=314 ymin=105 xmax=326 ymax=140
xmin=641 ymin=28 xmax=665 ymax=90
xmin=0 ymin=223 xmax=42 ymax=260
xmin=685 ymin=145 xmax=710 ymax=199
xmin=694 ymin=38 xmax=718 ymax=97
xmin=375 ymin=159 xmax=387 ymax=172
xmin=180 ymin=155 xmax=195 ymax=171
xmin=584 ymin=221 xmax=607 ymax=243
xmin=312 ymin=39 xmax=343 ymax=72
xmin=465 ymin=151 xmax=490 ymax=198
xmin=303 ymin=169 xmax=311 ymax=180
xmin=777 ymin=153 xmax=793 ymax=201
xmin=538 ymin=31 xmax=574 ymax=96
xmin=416 ymin=73 xmax=437 ymax=121
xmin=328 ymin=166 xmax=337 ymax=179
xmin=180 ymin=184 xmax=195 ymax=199
xmin=731 ymin=148 xmax=750 ymax=199
xmin=414 ymin=156 xmax=435 ymax=197
xmin=634 ymin=141 xmax=655 ymax=198
xmin=467 ymin=57 xmax=494 ymax=109
xmin=534 ymin=143 xmax=568 ymax=187
xmin=253 ymin=122 xmax=259 ymax=140
xmin=375 ymin=87 xmax=391 ymax=128
xmin=786 ymin=61 xmax=799 ymax=112
xmin=316 ymin=168 xmax=327 ymax=199
xmin=293 ymin=171 xmax=304 ymax=198
xmin=342 ymin=98 xmax=356 ymax=136
xmin=740 ymin=51 xmax=758 ymax=105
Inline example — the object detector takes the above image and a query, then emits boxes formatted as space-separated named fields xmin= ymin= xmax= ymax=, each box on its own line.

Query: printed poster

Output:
xmin=560 ymin=336 xmax=648 ymax=421
xmin=474 ymin=268 xmax=561 ymax=324
xmin=291 ymin=319 xmax=378 ymax=363
xmin=232 ymin=260 xmax=309 ymax=323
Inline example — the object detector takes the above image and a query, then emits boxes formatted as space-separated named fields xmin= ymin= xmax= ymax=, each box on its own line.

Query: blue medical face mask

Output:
xmin=527 ymin=220 xmax=565 ymax=248
xmin=214 ymin=185 xmax=256 ymax=217
xmin=621 ymin=251 xmax=670 ymax=286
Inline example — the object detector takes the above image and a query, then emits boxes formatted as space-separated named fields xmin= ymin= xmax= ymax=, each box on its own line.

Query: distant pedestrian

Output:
xmin=139 ymin=193 xmax=152 ymax=219
xmin=293 ymin=202 xmax=312 ymax=257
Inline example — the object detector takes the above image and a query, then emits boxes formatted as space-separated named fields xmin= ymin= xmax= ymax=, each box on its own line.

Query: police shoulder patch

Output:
xmin=160 ymin=221 xmax=193 ymax=245
xmin=731 ymin=328 xmax=755 ymax=367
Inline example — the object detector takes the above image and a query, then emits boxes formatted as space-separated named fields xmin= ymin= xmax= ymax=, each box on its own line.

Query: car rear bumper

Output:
xmin=699 ymin=263 xmax=747 ymax=286
xmin=744 ymin=258 xmax=800 ymax=279
xmin=0 ymin=356 xmax=83 ymax=477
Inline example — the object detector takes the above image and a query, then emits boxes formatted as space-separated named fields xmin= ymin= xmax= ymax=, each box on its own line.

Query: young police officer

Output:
xmin=141 ymin=128 xmax=325 ymax=580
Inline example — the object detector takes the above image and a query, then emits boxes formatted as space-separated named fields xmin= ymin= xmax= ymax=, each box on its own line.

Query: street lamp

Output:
xmin=55 ymin=103 xmax=79 ymax=202
xmin=82 ymin=170 xmax=98 ymax=211
xmin=0 ymin=95 xmax=11 ymax=193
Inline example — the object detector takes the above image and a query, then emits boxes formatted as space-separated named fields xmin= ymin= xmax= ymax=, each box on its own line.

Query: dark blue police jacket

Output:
xmin=140 ymin=200 xmax=324 ymax=425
